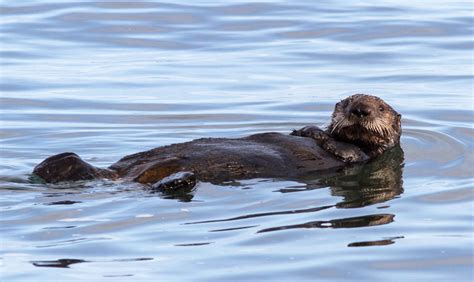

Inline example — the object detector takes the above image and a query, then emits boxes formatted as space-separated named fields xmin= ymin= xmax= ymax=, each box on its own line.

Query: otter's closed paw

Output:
xmin=322 ymin=140 xmax=369 ymax=163
xmin=291 ymin=126 xmax=329 ymax=142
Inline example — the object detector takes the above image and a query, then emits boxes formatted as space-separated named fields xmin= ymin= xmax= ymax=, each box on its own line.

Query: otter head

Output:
xmin=327 ymin=94 xmax=401 ymax=157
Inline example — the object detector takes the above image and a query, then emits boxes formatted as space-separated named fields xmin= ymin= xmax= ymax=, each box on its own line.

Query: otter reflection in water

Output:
xmin=257 ymin=145 xmax=404 ymax=233
xmin=320 ymin=144 xmax=404 ymax=209
xmin=33 ymin=94 xmax=402 ymax=192
xmin=184 ymin=145 xmax=404 ymax=233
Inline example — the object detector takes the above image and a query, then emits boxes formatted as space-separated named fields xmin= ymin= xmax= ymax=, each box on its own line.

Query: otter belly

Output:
xmin=109 ymin=132 xmax=344 ymax=184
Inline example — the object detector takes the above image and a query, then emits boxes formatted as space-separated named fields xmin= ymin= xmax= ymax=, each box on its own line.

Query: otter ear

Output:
xmin=337 ymin=98 xmax=349 ymax=108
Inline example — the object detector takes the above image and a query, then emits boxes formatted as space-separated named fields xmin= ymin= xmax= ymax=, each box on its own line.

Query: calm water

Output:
xmin=1 ymin=0 xmax=473 ymax=281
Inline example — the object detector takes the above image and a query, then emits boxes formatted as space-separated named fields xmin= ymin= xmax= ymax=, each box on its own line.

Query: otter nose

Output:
xmin=351 ymin=106 xmax=371 ymax=118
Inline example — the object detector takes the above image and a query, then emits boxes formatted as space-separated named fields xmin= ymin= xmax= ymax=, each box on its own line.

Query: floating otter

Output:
xmin=33 ymin=94 xmax=401 ymax=190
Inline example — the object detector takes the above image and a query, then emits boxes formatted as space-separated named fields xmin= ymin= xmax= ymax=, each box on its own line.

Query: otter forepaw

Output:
xmin=322 ymin=140 xmax=369 ymax=163
xmin=291 ymin=126 xmax=329 ymax=142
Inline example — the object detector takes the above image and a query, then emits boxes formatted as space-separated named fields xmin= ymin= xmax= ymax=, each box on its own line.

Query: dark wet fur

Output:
xmin=33 ymin=94 xmax=401 ymax=185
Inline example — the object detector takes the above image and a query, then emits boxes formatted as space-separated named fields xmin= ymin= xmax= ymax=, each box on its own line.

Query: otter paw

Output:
xmin=323 ymin=141 xmax=368 ymax=163
xmin=33 ymin=152 xmax=109 ymax=183
xmin=291 ymin=126 xmax=328 ymax=141
xmin=150 ymin=171 xmax=197 ymax=191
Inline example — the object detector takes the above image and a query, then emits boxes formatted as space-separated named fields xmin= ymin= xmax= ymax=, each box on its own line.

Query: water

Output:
xmin=1 ymin=0 xmax=473 ymax=280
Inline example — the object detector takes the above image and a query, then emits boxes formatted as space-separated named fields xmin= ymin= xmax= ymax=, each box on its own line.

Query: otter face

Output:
xmin=328 ymin=94 xmax=401 ymax=156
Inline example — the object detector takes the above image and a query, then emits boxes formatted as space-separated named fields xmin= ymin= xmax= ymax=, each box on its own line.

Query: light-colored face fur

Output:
xmin=328 ymin=94 xmax=401 ymax=156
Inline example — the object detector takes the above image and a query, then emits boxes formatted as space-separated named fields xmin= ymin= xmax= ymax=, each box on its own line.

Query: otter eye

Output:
xmin=379 ymin=106 xmax=385 ymax=112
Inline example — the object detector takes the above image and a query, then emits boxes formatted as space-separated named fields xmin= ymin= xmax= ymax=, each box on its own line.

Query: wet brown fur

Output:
xmin=327 ymin=94 xmax=401 ymax=157
xmin=33 ymin=94 xmax=401 ymax=184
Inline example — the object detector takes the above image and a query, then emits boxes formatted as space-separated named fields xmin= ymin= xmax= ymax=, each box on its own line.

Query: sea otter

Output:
xmin=32 ymin=94 xmax=401 ymax=190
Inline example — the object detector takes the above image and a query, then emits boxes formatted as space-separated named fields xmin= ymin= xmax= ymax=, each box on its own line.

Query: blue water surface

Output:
xmin=0 ymin=1 xmax=473 ymax=281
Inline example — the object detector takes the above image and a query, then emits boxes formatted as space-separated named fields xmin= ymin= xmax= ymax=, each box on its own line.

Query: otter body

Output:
xmin=111 ymin=132 xmax=346 ymax=184
xmin=33 ymin=133 xmax=349 ymax=185
xmin=33 ymin=94 xmax=401 ymax=188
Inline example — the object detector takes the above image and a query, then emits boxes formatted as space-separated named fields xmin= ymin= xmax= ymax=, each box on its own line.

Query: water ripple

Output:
xmin=1 ymin=0 xmax=472 ymax=281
